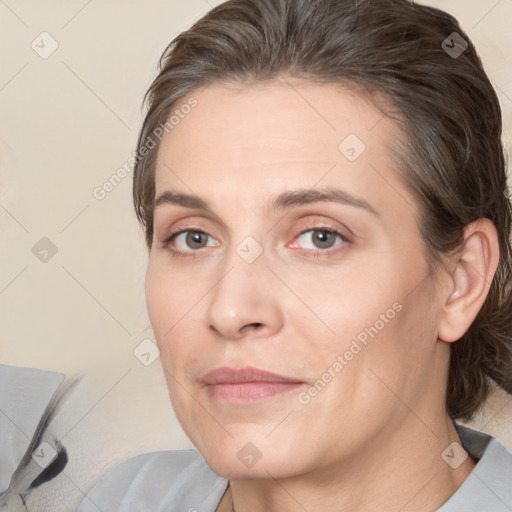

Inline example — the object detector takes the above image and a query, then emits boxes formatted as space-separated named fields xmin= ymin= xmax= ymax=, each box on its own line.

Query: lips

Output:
xmin=201 ymin=366 xmax=301 ymax=384
xmin=201 ymin=366 xmax=304 ymax=403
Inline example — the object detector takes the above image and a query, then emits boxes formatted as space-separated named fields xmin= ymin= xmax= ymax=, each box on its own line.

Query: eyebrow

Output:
xmin=154 ymin=187 xmax=379 ymax=216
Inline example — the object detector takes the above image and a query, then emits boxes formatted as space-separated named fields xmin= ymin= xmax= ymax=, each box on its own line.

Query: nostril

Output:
xmin=239 ymin=322 xmax=264 ymax=335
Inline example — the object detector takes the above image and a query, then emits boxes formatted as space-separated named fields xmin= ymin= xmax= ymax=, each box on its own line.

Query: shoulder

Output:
xmin=438 ymin=424 xmax=512 ymax=512
xmin=76 ymin=449 xmax=228 ymax=512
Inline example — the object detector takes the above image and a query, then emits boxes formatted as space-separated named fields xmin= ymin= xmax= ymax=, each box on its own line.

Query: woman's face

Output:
xmin=145 ymin=79 xmax=448 ymax=478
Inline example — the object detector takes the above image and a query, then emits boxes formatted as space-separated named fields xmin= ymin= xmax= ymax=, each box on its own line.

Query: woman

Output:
xmin=77 ymin=0 xmax=512 ymax=510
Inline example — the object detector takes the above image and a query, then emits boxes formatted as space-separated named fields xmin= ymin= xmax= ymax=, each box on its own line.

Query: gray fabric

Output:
xmin=438 ymin=424 xmax=512 ymax=511
xmin=76 ymin=423 xmax=512 ymax=511
xmin=76 ymin=449 xmax=228 ymax=512
xmin=0 ymin=364 xmax=65 ymax=493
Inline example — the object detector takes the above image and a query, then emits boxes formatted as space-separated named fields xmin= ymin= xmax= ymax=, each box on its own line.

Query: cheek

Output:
xmin=145 ymin=267 xmax=195 ymax=411
xmin=145 ymin=258 xmax=221 ymax=387
xmin=300 ymin=253 xmax=435 ymax=385
xmin=145 ymin=262 xmax=200 ymax=377
xmin=286 ymin=259 xmax=399 ymax=345
xmin=145 ymin=260 xmax=200 ymax=335
xmin=145 ymin=268 xmax=171 ymax=339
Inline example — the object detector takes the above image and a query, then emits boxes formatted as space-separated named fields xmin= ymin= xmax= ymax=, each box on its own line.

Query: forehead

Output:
xmin=153 ymin=79 xmax=410 ymax=217
xmin=157 ymin=79 xmax=394 ymax=166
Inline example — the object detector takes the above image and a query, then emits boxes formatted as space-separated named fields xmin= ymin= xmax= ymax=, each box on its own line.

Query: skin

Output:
xmin=145 ymin=78 xmax=499 ymax=511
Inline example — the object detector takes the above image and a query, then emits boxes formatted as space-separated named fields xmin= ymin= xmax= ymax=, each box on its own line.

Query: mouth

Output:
xmin=201 ymin=366 xmax=305 ymax=404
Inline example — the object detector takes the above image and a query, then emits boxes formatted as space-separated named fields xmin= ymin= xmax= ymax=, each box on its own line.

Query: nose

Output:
xmin=205 ymin=251 xmax=284 ymax=340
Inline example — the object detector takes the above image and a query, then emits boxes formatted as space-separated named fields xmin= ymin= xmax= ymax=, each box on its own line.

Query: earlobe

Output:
xmin=438 ymin=219 xmax=500 ymax=343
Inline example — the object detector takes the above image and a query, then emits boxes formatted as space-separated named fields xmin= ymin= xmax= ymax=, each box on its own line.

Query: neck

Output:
xmin=226 ymin=415 xmax=476 ymax=512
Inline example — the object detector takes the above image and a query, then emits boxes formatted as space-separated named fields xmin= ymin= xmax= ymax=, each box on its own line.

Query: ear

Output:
xmin=438 ymin=218 xmax=500 ymax=343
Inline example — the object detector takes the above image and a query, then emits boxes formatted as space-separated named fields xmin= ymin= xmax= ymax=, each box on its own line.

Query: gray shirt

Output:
xmin=76 ymin=423 xmax=512 ymax=511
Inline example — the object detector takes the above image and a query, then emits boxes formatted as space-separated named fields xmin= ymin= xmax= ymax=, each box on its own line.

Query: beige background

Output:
xmin=1 ymin=0 xmax=511 ymax=509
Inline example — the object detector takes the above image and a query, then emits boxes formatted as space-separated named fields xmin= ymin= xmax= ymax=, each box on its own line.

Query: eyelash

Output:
xmin=159 ymin=224 xmax=351 ymax=259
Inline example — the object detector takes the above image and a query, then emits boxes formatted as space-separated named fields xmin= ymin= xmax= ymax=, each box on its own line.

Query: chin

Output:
xmin=196 ymin=436 xmax=302 ymax=480
xmin=202 ymin=452 xmax=290 ymax=480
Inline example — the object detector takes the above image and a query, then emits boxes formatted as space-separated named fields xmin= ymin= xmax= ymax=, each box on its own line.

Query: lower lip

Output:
xmin=206 ymin=382 xmax=303 ymax=404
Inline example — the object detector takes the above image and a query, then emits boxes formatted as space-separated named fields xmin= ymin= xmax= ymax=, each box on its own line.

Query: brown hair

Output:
xmin=132 ymin=0 xmax=512 ymax=421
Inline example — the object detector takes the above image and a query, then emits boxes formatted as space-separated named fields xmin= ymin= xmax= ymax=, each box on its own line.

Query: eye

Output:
xmin=291 ymin=226 xmax=349 ymax=252
xmin=159 ymin=225 xmax=350 ymax=258
xmin=161 ymin=229 xmax=219 ymax=254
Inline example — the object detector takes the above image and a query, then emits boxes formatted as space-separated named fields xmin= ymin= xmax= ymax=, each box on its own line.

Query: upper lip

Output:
xmin=201 ymin=366 xmax=303 ymax=385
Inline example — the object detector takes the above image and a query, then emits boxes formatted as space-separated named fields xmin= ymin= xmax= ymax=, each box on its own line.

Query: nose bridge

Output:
xmin=205 ymin=236 xmax=283 ymax=339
